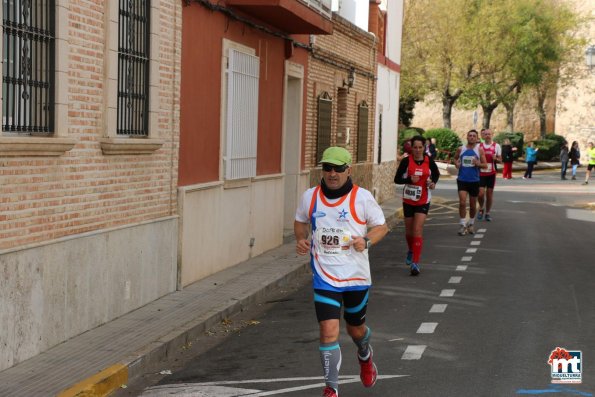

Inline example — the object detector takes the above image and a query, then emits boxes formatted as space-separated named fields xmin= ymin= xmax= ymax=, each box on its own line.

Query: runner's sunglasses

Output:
xmin=322 ymin=163 xmax=349 ymax=173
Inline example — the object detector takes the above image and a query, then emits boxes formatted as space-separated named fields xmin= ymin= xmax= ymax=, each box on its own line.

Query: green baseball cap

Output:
xmin=320 ymin=146 xmax=352 ymax=166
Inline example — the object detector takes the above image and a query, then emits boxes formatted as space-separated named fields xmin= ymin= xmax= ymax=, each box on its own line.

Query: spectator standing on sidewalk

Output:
xmin=394 ymin=135 xmax=440 ymax=276
xmin=560 ymin=142 xmax=569 ymax=180
xmin=570 ymin=141 xmax=580 ymax=180
xmin=294 ymin=146 xmax=389 ymax=397
xmin=454 ymin=130 xmax=487 ymax=236
xmin=523 ymin=142 xmax=539 ymax=179
xmin=425 ymin=137 xmax=438 ymax=160
xmin=477 ymin=129 xmax=501 ymax=221
xmin=501 ymin=138 xmax=516 ymax=179
xmin=583 ymin=142 xmax=595 ymax=185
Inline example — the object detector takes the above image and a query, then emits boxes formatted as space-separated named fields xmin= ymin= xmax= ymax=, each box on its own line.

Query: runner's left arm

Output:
xmin=429 ymin=159 xmax=440 ymax=184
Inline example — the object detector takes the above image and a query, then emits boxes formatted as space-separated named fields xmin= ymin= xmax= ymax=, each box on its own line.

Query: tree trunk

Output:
xmin=504 ymin=102 xmax=514 ymax=132
xmin=481 ymin=104 xmax=497 ymax=129
xmin=537 ymin=93 xmax=547 ymax=138
xmin=442 ymin=100 xmax=453 ymax=129
xmin=442 ymin=89 xmax=462 ymax=129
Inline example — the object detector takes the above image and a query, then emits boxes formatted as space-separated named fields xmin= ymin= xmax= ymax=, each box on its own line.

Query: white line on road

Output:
xmin=417 ymin=322 xmax=438 ymax=333
xmin=456 ymin=265 xmax=468 ymax=271
xmin=477 ymin=228 xmax=487 ymax=233
xmin=449 ymin=276 xmax=462 ymax=284
xmin=389 ymin=338 xmax=404 ymax=341
xmin=429 ymin=304 xmax=447 ymax=313
xmin=461 ymin=256 xmax=472 ymax=262
xmin=440 ymin=289 xmax=456 ymax=297
xmin=474 ymin=234 xmax=485 ymax=238
xmin=470 ymin=241 xmax=481 ymax=246
xmin=145 ymin=375 xmax=410 ymax=396
xmin=466 ymin=248 xmax=477 ymax=253
xmin=402 ymin=345 xmax=427 ymax=360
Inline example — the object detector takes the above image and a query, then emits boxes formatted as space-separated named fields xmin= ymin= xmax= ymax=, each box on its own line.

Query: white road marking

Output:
xmin=389 ymin=338 xmax=404 ymax=341
xmin=402 ymin=345 xmax=426 ymax=360
xmin=449 ymin=276 xmax=462 ymax=284
xmin=440 ymin=289 xmax=456 ymax=297
xmin=466 ymin=248 xmax=477 ymax=253
xmin=477 ymin=228 xmax=487 ymax=233
xmin=141 ymin=375 xmax=409 ymax=396
xmin=456 ymin=265 xmax=468 ymax=271
xmin=566 ymin=208 xmax=595 ymax=223
xmin=470 ymin=241 xmax=481 ymax=246
xmin=429 ymin=304 xmax=447 ymax=313
xmin=474 ymin=234 xmax=485 ymax=238
xmin=417 ymin=322 xmax=438 ymax=333
xmin=461 ymin=256 xmax=472 ymax=262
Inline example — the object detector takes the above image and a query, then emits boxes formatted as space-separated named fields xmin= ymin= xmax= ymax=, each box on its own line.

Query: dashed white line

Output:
xmin=477 ymin=228 xmax=487 ymax=233
xmin=449 ymin=276 xmax=462 ymax=284
xmin=461 ymin=256 xmax=472 ymax=262
xmin=402 ymin=345 xmax=426 ymax=360
xmin=456 ymin=265 xmax=468 ymax=271
xmin=417 ymin=322 xmax=438 ymax=333
xmin=440 ymin=289 xmax=456 ymax=297
xmin=466 ymin=248 xmax=477 ymax=253
xmin=470 ymin=241 xmax=481 ymax=246
xmin=429 ymin=304 xmax=447 ymax=313
xmin=474 ymin=234 xmax=485 ymax=238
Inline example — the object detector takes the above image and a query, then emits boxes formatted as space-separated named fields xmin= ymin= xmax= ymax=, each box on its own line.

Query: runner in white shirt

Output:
xmin=294 ymin=146 xmax=388 ymax=397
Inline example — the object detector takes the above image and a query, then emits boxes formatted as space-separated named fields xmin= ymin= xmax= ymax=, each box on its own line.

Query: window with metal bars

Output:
xmin=117 ymin=0 xmax=150 ymax=136
xmin=357 ymin=101 xmax=369 ymax=162
xmin=2 ymin=0 xmax=55 ymax=134
xmin=316 ymin=91 xmax=332 ymax=163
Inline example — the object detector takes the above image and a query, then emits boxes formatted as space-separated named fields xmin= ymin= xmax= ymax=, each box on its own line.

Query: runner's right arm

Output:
xmin=393 ymin=158 xmax=411 ymax=184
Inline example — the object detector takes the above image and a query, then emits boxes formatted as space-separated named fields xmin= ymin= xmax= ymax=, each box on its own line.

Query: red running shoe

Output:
xmin=322 ymin=386 xmax=338 ymax=397
xmin=359 ymin=348 xmax=378 ymax=388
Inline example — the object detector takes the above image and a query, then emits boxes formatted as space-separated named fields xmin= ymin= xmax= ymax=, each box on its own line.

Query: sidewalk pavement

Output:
xmin=0 ymin=198 xmax=403 ymax=397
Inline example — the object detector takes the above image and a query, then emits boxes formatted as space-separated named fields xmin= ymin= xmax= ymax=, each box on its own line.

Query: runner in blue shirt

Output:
xmin=454 ymin=130 xmax=487 ymax=235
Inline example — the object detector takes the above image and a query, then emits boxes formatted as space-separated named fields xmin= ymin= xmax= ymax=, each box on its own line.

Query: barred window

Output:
xmin=316 ymin=91 xmax=332 ymax=163
xmin=2 ymin=0 xmax=55 ymax=134
xmin=117 ymin=0 xmax=150 ymax=136
xmin=357 ymin=101 xmax=369 ymax=162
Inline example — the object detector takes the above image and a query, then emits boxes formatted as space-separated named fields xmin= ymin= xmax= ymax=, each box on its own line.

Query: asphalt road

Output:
xmin=125 ymin=169 xmax=595 ymax=397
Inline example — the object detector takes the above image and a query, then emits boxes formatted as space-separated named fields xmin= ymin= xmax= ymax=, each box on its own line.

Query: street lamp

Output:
xmin=585 ymin=45 xmax=595 ymax=71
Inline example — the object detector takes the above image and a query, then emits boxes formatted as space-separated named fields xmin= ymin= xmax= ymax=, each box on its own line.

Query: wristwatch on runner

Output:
xmin=363 ymin=237 xmax=372 ymax=250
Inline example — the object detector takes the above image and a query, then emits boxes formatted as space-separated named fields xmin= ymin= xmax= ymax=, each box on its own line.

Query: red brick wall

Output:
xmin=304 ymin=14 xmax=377 ymax=172
xmin=0 ymin=2 xmax=181 ymax=250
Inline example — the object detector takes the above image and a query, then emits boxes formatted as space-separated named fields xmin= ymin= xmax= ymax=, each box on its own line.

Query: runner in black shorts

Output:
xmin=454 ymin=130 xmax=487 ymax=235
xmin=457 ymin=179 xmax=480 ymax=197
xmin=394 ymin=136 xmax=439 ymax=275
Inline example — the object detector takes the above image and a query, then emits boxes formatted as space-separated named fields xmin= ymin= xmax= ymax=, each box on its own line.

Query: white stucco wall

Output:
xmin=178 ymin=176 xmax=285 ymax=287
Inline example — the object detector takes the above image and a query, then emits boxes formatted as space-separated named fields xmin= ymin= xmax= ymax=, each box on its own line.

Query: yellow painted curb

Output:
xmin=56 ymin=363 xmax=128 ymax=397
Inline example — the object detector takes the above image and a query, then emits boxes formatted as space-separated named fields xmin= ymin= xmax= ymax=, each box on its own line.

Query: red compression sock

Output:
xmin=412 ymin=236 xmax=423 ymax=263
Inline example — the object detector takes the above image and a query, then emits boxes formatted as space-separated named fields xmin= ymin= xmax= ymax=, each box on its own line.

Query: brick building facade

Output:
xmin=305 ymin=13 xmax=378 ymax=190
xmin=0 ymin=1 xmax=181 ymax=371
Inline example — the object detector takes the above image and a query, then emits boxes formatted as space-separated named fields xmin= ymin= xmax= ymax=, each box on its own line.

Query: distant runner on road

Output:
xmin=394 ymin=135 xmax=440 ymax=276
xmin=477 ymin=129 xmax=501 ymax=222
xmin=454 ymin=130 xmax=487 ymax=236
xmin=294 ymin=146 xmax=389 ymax=397
xmin=583 ymin=142 xmax=595 ymax=185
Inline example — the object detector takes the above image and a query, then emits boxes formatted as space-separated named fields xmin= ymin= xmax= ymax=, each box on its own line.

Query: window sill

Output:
xmin=0 ymin=136 xmax=77 ymax=156
xmin=100 ymin=137 xmax=164 ymax=155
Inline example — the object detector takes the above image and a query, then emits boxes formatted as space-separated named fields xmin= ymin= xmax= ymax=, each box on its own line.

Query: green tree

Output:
xmin=401 ymin=0 xmax=482 ymax=129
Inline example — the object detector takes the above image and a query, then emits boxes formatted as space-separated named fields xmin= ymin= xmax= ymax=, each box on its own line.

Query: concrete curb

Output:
xmin=55 ymin=210 xmax=401 ymax=397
